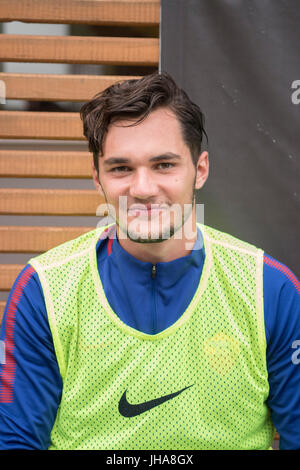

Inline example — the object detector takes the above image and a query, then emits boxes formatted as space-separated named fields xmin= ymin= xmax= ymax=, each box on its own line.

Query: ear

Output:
xmin=91 ymin=161 xmax=104 ymax=196
xmin=194 ymin=151 xmax=209 ymax=190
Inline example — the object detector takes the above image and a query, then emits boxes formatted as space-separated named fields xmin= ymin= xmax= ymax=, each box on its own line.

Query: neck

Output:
xmin=116 ymin=210 xmax=198 ymax=263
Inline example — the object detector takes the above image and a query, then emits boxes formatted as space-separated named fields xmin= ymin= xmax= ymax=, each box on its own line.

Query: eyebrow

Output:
xmin=103 ymin=152 xmax=182 ymax=166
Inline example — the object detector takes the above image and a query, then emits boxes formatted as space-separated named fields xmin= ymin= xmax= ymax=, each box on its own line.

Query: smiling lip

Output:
xmin=128 ymin=204 xmax=168 ymax=216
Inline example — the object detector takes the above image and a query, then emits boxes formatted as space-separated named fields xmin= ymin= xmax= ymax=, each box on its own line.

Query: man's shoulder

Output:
xmin=200 ymin=223 xmax=262 ymax=256
xmin=201 ymin=224 xmax=300 ymax=295
xmin=263 ymin=252 xmax=300 ymax=295
xmin=27 ymin=226 xmax=107 ymax=272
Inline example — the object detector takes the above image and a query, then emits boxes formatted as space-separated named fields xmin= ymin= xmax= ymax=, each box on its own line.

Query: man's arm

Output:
xmin=264 ymin=254 xmax=300 ymax=450
xmin=0 ymin=264 xmax=62 ymax=450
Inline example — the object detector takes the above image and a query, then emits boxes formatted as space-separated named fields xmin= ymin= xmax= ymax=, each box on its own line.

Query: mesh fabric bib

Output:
xmin=28 ymin=223 xmax=275 ymax=450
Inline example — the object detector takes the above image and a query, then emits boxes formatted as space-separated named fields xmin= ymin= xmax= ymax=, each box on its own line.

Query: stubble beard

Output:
xmin=116 ymin=189 xmax=196 ymax=245
xmin=99 ymin=177 xmax=197 ymax=245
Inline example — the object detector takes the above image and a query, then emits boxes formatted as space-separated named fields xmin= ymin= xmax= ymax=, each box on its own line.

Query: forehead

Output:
xmin=102 ymin=107 xmax=188 ymax=157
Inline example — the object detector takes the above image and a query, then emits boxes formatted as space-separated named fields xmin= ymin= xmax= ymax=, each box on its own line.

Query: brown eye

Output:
xmin=111 ymin=166 xmax=131 ymax=172
xmin=156 ymin=162 xmax=174 ymax=170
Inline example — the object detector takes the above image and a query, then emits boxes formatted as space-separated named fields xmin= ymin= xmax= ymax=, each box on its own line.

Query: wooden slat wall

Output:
xmin=0 ymin=0 xmax=160 ymax=26
xmin=0 ymin=149 xmax=92 ymax=177
xmin=0 ymin=111 xmax=83 ymax=140
xmin=0 ymin=73 xmax=140 ymax=101
xmin=0 ymin=0 xmax=160 ymax=311
xmin=0 ymin=35 xmax=159 ymax=66
xmin=0 ymin=301 xmax=6 ymax=322
xmin=0 ymin=188 xmax=107 ymax=215
xmin=0 ymin=226 xmax=95 ymax=252
xmin=0 ymin=264 xmax=26 ymax=292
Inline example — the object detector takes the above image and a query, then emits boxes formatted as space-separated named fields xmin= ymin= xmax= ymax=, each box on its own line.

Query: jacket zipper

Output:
xmin=151 ymin=264 xmax=157 ymax=333
xmin=151 ymin=264 xmax=157 ymax=279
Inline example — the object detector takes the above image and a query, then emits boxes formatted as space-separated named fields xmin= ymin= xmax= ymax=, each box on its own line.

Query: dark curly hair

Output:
xmin=80 ymin=72 xmax=207 ymax=174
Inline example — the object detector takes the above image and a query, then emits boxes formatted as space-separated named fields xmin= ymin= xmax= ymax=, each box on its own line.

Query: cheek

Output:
xmin=100 ymin=178 xmax=128 ymax=201
xmin=174 ymin=177 xmax=196 ymax=202
xmin=170 ymin=174 xmax=192 ymax=191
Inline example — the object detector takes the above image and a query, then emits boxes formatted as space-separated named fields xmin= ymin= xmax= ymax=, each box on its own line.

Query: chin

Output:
xmin=127 ymin=225 xmax=176 ymax=244
xmin=128 ymin=234 xmax=169 ymax=244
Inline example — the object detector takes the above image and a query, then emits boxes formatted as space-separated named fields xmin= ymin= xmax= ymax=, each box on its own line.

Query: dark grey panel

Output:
xmin=161 ymin=0 xmax=300 ymax=277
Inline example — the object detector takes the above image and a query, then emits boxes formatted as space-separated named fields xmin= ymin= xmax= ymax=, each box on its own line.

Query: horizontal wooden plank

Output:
xmin=0 ymin=226 xmax=96 ymax=253
xmin=0 ymin=188 xmax=107 ymax=215
xmin=0 ymin=111 xmax=83 ymax=140
xmin=0 ymin=73 xmax=140 ymax=102
xmin=0 ymin=149 xmax=92 ymax=178
xmin=0 ymin=0 xmax=160 ymax=26
xmin=0 ymin=34 xmax=159 ymax=66
xmin=0 ymin=264 xmax=24 ymax=291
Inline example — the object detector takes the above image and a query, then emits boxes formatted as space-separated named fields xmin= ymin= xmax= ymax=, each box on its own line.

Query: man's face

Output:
xmin=93 ymin=107 xmax=208 ymax=243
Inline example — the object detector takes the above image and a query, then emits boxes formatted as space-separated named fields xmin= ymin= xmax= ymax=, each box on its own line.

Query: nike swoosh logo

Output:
xmin=118 ymin=385 xmax=194 ymax=418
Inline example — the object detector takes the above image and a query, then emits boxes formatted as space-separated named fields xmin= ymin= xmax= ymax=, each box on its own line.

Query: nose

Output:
xmin=129 ymin=167 xmax=159 ymax=200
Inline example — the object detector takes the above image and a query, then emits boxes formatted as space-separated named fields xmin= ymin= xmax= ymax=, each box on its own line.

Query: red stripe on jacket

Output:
xmin=0 ymin=265 xmax=35 ymax=403
xmin=264 ymin=254 xmax=300 ymax=295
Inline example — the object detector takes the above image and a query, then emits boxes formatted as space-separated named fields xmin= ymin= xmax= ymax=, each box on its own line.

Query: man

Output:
xmin=0 ymin=72 xmax=300 ymax=450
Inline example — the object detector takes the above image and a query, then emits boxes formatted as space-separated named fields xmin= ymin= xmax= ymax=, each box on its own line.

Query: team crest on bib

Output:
xmin=203 ymin=332 xmax=240 ymax=375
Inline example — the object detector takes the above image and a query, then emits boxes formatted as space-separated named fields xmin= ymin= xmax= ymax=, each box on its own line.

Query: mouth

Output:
xmin=127 ymin=204 xmax=169 ymax=217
